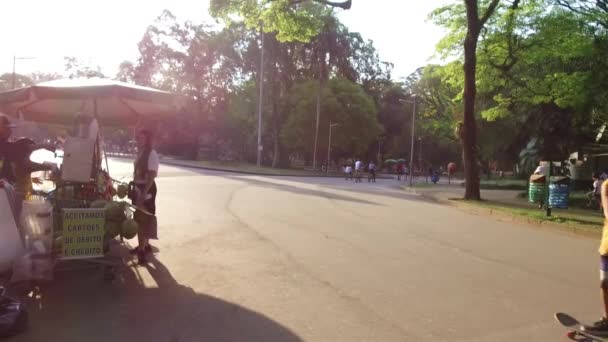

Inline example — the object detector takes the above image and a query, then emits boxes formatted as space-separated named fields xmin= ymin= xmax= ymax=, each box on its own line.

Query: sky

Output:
xmin=0 ymin=0 xmax=448 ymax=82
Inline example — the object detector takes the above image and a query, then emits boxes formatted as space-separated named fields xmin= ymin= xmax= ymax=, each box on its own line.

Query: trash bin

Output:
xmin=529 ymin=175 xmax=546 ymax=203
xmin=548 ymin=176 xmax=570 ymax=209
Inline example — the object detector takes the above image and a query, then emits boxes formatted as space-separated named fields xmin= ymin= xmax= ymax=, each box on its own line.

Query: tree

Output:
xmin=0 ymin=71 xmax=61 ymax=91
xmin=0 ymin=73 xmax=33 ymax=91
xmin=29 ymin=72 xmax=62 ymax=84
xmin=210 ymin=0 xmax=351 ymax=42
xmin=116 ymin=61 xmax=136 ymax=83
xmin=282 ymin=78 xmax=381 ymax=161
xmin=556 ymin=0 xmax=608 ymax=29
xmin=428 ymin=0 xmax=605 ymax=178
xmin=64 ymin=57 xmax=105 ymax=78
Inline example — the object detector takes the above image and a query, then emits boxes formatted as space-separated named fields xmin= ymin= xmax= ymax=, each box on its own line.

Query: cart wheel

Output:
xmin=566 ymin=330 xmax=576 ymax=339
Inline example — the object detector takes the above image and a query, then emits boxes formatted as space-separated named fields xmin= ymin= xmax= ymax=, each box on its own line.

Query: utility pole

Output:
xmin=313 ymin=69 xmax=322 ymax=170
xmin=12 ymin=55 xmax=37 ymax=89
xmin=12 ymin=55 xmax=16 ymax=89
xmin=256 ymin=25 xmax=265 ymax=167
xmin=410 ymin=98 xmax=416 ymax=186
xmin=399 ymin=97 xmax=417 ymax=186
xmin=327 ymin=122 xmax=339 ymax=174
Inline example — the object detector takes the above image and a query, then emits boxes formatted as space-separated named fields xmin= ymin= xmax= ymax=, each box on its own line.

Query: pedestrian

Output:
xmin=582 ymin=179 xmax=608 ymax=334
xmin=601 ymin=169 xmax=608 ymax=182
xmin=533 ymin=162 xmax=546 ymax=175
xmin=368 ymin=161 xmax=376 ymax=183
xmin=345 ymin=164 xmax=353 ymax=181
xmin=396 ymin=163 xmax=404 ymax=181
xmin=588 ymin=173 xmax=603 ymax=209
xmin=130 ymin=129 xmax=159 ymax=264
xmin=431 ymin=169 xmax=440 ymax=184
xmin=354 ymin=159 xmax=362 ymax=182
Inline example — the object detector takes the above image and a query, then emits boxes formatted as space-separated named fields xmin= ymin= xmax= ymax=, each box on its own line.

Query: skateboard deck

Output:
xmin=555 ymin=312 xmax=607 ymax=341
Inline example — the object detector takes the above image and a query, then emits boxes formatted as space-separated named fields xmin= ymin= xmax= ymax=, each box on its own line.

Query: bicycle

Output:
xmin=354 ymin=169 xmax=362 ymax=183
xmin=368 ymin=170 xmax=376 ymax=182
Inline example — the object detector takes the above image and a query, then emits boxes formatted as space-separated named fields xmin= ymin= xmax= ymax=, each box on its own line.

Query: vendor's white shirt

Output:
xmin=355 ymin=161 xmax=362 ymax=171
xmin=148 ymin=150 xmax=159 ymax=173
xmin=134 ymin=150 xmax=159 ymax=200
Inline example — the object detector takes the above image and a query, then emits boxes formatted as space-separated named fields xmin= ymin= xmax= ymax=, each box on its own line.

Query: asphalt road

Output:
xmin=10 ymin=159 xmax=603 ymax=342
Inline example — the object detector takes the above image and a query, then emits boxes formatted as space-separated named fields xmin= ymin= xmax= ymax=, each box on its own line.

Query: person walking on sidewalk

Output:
xmin=583 ymin=180 xmax=608 ymax=335
xmin=368 ymin=161 xmax=376 ymax=183
xmin=344 ymin=165 xmax=353 ymax=181
xmin=354 ymin=159 xmax=363 ymax=183
xmin=396 ymin=163 xmax=404 ymax=181
xmin=588 ymin=173 xmax=603 ymax=209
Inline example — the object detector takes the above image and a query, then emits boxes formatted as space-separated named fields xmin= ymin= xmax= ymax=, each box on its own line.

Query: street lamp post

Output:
xmin=256 ymin=25 xmax=265 ymax=167
xmin=399 ymin=96 xmax=417 ymax=186
xmin=327 ymin=122 xmax=339 ymax=174
xmin=12 ymin=55 xmax=37 ymax=89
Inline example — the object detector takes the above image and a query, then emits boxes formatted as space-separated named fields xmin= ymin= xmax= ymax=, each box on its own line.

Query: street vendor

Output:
xmin=129 ymin=129 xmax=159 ymax=264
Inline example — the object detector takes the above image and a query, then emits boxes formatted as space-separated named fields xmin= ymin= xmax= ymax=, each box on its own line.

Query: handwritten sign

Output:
xmin=61 ymin=208 xmax=105 ymax=259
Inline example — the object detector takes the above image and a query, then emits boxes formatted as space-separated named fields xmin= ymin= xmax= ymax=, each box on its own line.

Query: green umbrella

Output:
xmin=385 ymin=159 xmax=397 ymax=165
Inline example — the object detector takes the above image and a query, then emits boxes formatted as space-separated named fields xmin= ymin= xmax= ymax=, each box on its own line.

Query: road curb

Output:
xmin=157 ymin=159 xmax=395 ymax=179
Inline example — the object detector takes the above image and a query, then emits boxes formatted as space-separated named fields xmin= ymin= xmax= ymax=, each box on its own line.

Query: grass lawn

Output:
xmin=453 ymin=198 xmax=604 ymax=232
xmin=410 ymin=183 xmax=434 ymax=188
xmin=479 ymin=178 xmax=527 ymax=190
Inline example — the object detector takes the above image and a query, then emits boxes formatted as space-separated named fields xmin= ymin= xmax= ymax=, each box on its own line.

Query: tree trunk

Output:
xmin=462 ymin=5 xmax=481 ymax=200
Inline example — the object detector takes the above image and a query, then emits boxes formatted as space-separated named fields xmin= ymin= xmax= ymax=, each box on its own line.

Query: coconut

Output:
xmin=104 ymin=221 xmax=121 ymax=238
xmin=120 ymin=219 xmax=139 ymax=239
xmin=90 ymin=199 xmax=107 ymax=209
xmin=105 ymin=201 xmax=126 ymax=222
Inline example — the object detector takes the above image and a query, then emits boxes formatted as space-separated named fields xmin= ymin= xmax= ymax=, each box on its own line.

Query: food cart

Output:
xmin=0 ymin=78 xmax=180 ymax=284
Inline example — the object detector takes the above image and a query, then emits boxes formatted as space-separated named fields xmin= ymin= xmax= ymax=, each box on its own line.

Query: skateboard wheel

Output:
xmin=567 ymin=330 xmax=576 ymax=338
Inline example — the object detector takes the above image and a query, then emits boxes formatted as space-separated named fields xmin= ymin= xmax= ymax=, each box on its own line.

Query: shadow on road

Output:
xmin=258 ymin=176 xmax=439 ymax=204
xmin=9 ymin=242 xmax=302 ymax=342
xmin=223 ymin=174 xmax=383 ymax=206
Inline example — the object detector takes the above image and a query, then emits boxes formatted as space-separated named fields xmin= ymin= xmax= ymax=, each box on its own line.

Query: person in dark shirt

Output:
xmin=0 ymin=114 xmax=56 ymax=192
xmin=12 ymin=138 xmax=55 ymax=198
xmin=0 ymin=114 xmax=19 ymax=183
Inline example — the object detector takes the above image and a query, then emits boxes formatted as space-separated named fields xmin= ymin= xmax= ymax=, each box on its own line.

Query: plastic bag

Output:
xmin=19 ymin=199 xmax=53 ymax=253
xmin=0 ymin=287 xmax=28 ymax=337
xmin=11 ymin=253 xmax=54 ymax=283
xmin=0 ymin=186 xmax=24 ymax=274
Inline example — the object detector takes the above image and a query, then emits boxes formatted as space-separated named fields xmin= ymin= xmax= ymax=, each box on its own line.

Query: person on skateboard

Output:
xmin=583 ymin=180 xmax=608 ymax=335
